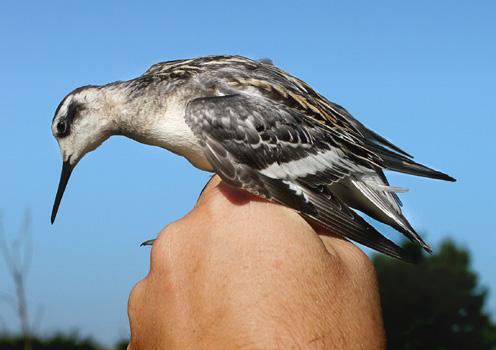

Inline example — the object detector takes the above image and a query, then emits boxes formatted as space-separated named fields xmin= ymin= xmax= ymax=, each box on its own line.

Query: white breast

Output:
xmin=152 ymin=98 xmax=214 ymax=172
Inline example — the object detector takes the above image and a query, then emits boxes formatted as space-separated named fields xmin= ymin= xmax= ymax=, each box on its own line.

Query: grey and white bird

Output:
xmin=51 ymin=55 xmax=455 ymax=261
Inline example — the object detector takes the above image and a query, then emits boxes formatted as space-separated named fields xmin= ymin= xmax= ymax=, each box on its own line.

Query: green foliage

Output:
xmin=0 ymin=333 xmax=114 ymax=350
xmin=113 ymin=339 xmax=129 ymax=350
xmin=373 ymin=239 xmax=496 ymax=350
xmin=0 ymin=333 xmax=129 ymax=350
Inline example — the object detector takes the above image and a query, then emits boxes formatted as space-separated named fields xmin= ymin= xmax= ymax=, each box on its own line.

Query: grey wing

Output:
xmin=325 ymin=101 xmax=413 ymax=157
xmin=185 ymin=94 xmax=410 ymax=261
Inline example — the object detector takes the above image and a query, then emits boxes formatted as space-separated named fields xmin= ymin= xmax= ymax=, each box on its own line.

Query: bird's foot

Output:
xmin=197 ymin=174 xmax=216 ymax=203
xmin=140 ymin=239 xmax=156 ymax=247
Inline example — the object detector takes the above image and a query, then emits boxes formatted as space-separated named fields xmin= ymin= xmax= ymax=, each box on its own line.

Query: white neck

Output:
xmin=106 ymin=85 xmax=213 ymax=171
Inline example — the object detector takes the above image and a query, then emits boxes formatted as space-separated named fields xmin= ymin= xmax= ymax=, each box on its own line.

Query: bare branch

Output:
xmin=0 ymin=213 xmax=14 ymax=273
xmin=32 ymin=304 xmax=44 ymax=334
xmin=20 ymin=209 xmax=33 ymax=278
xmin=0 ymin=211 xmax=34 ymax=350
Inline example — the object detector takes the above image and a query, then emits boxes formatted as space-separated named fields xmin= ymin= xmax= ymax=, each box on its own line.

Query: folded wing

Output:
xmin=185 ymin=93 xmax=415 ymax=260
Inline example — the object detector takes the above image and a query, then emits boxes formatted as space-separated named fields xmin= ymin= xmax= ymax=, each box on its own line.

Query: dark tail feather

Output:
xmin=297 ymin=182 xmax=414 ymax=262
xmin=367 ymin=143 xmax=456 ymax=182
xmin=383 ymin=155 xmax=456 ymax=182
xmin=390 ymin=220 xmax=432 ymax=254
xmin=325 ymin=101 xmax=454 ymax=181
xmin=308 ymin=213 xmax=414 ymax=262
xmin=364 ymin=129 xmax=413 ymax=158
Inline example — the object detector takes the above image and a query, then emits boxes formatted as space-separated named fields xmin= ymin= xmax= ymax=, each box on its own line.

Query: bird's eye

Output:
xmin=56 ymin=120 xmax=67 ymax=135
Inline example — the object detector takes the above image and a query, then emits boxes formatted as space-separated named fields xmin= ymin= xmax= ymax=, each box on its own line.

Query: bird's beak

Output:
xmin=51 ymin=159 xmax=73 ymax=224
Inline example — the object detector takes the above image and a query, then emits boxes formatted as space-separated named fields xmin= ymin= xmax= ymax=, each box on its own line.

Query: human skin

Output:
xmin=127 ymin=176 xmax=385 ymax=349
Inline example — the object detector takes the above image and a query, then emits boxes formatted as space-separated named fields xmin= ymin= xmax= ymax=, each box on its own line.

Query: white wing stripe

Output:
xmin=259 ymin=147 xmax=362 ymax=179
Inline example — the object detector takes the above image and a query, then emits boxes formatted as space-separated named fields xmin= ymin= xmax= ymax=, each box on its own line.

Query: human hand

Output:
xmin=128 ymin=176 xmax=385 ymax=349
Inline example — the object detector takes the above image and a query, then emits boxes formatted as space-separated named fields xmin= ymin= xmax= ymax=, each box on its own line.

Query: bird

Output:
xmin=50 ymin=55 xmax=455 ymax=261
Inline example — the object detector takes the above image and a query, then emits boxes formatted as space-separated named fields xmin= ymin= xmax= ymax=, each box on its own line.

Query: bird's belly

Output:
xmin=150 ymin=103 xmax=215 ymax=172
xmin=154 ymin=136 xmax=214 ymax=172
xmin=181 ymin=146 xmax=214 ymax=171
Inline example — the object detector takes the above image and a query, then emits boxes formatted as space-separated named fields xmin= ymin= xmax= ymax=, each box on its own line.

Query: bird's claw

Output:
xmin=140 ymin=239 xmax=156 ymax=247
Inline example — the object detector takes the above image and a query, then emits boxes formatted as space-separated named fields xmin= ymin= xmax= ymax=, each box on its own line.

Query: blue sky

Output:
xmin=0 ymin=0 xmax=494 ymax=345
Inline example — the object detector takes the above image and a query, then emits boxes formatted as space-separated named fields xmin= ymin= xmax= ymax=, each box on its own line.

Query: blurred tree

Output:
xmin=0 ymin=333 xmax=102 ymax=350
xmin=0 ymin=212 xmax=126 ymax=350
xmin=0 ymin=333 xmax=131 ymax=350
xmin=113 ymin=339 xmax=129 ymax=350
xmin=373 ymin=239 xmax=496 ymax=350
xmin=0 ymin=210 xmax=39 ymax=350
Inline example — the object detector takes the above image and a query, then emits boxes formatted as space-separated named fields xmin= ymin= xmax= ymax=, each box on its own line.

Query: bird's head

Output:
xmin=51 ymin=85 xmax=115 ymax=223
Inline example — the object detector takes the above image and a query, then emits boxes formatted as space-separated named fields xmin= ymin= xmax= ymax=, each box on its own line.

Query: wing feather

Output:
xmin=186 ymin=94 xmax=411 ymax=260
xmin=203 ymin=133 xmax=408 ymax=260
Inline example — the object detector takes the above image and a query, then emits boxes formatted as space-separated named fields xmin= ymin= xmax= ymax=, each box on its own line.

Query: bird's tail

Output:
xmin=382 ymin=153 xmax=455 ymax=182
xmin=367 ymin=143 xmax=456 ymax=182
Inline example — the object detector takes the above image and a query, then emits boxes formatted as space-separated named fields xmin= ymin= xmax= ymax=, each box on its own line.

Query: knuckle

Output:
xmin=323 ymin=237 xmax=376 ymax=280
xmin=195 ymin=182 xmax=239 ymax=218
xmin=149 ymin=219 xmax=186 ymax=273
xmin=128 ymin=278 xmax=146 ymax=317
xmin=195 ymin=192 xmax=223 ymax=217
xmin=343 ymin=244 xmax=376 ymax=280
xmin=353 ymin=246 xmax=374 ymax=270
xmin=159 ymin=219 xmax=183 ymax=238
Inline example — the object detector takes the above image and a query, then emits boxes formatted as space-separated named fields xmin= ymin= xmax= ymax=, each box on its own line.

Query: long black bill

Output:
xmin=51 ymin=160 xmax=73 ymax=224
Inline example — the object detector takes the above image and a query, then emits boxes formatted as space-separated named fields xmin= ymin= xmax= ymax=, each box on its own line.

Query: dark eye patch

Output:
xmin=66 ymin=101 xmax=84 ymax=123
xmin=55 ymin=101 xmax=85 ymax=138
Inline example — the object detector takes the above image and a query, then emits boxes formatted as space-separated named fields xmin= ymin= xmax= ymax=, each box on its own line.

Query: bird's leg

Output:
xmin=141 ymin=175 xmax=218 ymax=247
xmin=140 ymin=239 xmax=156 ymax=247
xmin=140 ymin=175 xmax=216 ymax=248
xmin=196 ymin=174 xmax=216 ymax=203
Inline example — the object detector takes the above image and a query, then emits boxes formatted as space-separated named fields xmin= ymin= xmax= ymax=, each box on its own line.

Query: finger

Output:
xmin=318 ymin=231 xmax=376 ymax=281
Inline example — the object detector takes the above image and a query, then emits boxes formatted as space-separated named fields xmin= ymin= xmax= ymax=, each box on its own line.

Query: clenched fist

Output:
xmin=128 ymin=176 xmax=385 ymax=349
